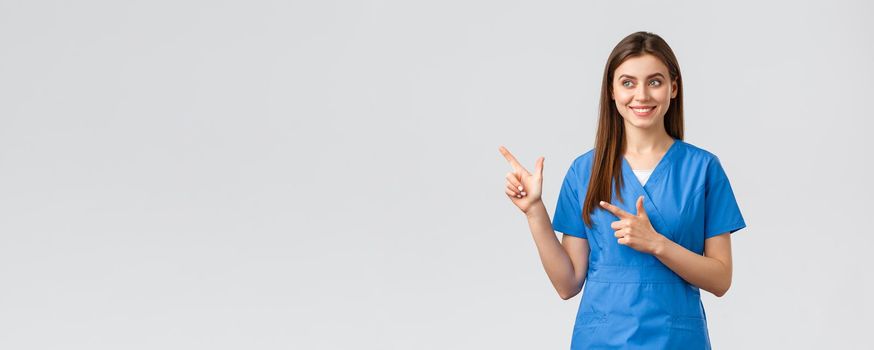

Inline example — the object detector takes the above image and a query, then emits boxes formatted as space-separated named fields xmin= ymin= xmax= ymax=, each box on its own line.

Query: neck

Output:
xmin=623 ymin=122 xmax=674 ymax=154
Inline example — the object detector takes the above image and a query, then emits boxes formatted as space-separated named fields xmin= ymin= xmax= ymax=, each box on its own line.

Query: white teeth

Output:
xmin=632 ymin=107 xmax=653 ymax=113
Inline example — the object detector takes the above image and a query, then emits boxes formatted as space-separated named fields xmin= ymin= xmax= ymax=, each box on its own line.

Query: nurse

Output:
xmin=498 ymin=31 xmax=745 ymax=349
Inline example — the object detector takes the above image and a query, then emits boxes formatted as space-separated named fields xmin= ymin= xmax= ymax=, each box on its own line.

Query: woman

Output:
xmin=498 ymin=31 xmax=745 ymax=349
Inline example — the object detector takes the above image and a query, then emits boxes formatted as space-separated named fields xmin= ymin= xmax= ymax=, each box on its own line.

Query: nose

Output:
xmin=634 ymin=85 xmax=651 ymax=102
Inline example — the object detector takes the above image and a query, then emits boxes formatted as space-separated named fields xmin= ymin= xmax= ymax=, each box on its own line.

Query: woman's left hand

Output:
xmin=600 ymin=196 xmax=668 ymax=255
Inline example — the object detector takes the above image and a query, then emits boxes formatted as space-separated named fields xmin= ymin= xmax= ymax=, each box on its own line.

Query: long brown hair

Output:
xmin=582 ymin=31 xmax=684 ymax=228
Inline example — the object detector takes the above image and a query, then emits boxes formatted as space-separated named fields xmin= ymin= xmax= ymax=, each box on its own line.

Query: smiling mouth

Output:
xmin=629 ymin=105 xmax=655 ymax=113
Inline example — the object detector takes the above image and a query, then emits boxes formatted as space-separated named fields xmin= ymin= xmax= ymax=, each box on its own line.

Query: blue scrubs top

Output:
xmin=552 ymin=139 xmax=746 ymax=349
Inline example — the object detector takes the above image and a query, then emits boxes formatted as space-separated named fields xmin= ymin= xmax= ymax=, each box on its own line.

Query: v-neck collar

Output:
xmin=621 ymin=138 xmax=680 ymax=190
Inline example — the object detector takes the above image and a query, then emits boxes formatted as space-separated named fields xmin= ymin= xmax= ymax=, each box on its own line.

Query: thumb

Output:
xmin=535 ymin=156 xmax=544 ymax=178
xmin=636 ymin=195 xmax=648 ymax=218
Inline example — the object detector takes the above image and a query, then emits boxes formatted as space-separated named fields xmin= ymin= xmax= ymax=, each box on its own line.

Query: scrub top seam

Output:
xmin=555 ymin=225 xmax=588 ymax=239
xmin=585 ymin=279 xmax=687 ymax=285
xmin=682 ymin=177 xmax=727 ymax=216
xmin=705 ymin=219 xmax=747 ymax=238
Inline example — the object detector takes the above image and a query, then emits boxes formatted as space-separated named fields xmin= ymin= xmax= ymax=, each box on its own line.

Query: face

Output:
xmin=611 ymin=54 xmax=678 ymax=130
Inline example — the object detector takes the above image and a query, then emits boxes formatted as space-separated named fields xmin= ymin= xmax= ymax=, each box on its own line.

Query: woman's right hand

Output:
xmin=499 ymin=146 xmax=544 ymax=214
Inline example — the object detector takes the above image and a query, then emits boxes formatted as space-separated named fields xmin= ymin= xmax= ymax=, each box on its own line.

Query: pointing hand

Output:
xmin=499 ymin=145 xmax=544 ymax=214
xmin=599 ymin=196 xmax=668 ymax=255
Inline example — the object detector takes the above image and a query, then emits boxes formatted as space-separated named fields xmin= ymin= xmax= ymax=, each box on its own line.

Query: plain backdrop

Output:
xmin=1 ymin=0 xmax=872 ymax=349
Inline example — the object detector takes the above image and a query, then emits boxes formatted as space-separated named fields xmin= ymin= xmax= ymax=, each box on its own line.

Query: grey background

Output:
xmin=0 ymin=0 xmax=871 ymax=349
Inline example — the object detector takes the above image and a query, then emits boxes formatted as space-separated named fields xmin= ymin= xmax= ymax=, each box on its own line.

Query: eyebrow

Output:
xmin=618 ymin=73 xmax=666 ymax=80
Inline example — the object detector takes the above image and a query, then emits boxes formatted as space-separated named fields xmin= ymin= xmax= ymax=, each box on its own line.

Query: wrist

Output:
xmin=651 ymin=233 xmax=671 ymax=257
xmin=524 ymin=200 xmax=546 ymax=219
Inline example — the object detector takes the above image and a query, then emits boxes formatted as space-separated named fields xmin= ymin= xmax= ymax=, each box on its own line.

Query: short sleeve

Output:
xmin=703 ymin=157 xmax=747 ymax=239
xmin=552 ymin=162 xmax=588 ymax=239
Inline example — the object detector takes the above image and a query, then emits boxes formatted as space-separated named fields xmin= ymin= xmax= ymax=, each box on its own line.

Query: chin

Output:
xmin=623 ymin=117 xmax=658 ymax=129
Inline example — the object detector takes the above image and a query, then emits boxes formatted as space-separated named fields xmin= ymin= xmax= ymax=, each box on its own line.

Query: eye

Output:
xmin=622 ymin=80 xmax=633 ymax=88
xmin=649 ymin=79 xmax=662 ymax=87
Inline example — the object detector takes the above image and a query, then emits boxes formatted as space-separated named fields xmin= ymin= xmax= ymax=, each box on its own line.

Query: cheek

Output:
xmin=654 ymin=88 xmax=672 ymax=103
xmin=613 ymin=89 xmax=633 ymax=105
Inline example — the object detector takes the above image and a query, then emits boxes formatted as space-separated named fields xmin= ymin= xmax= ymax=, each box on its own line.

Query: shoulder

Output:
xmin=570 ymin=148 xmax=596 ymax=169
xmin=674 ymin=140 xmax=730 ymax=183
xmin=561 ymin=148 xmax=596 ymax=183
xmin=567 ymin=148 xmax=596 ymax=175
xmin=674 ymin=139 xmax=720 ymax=164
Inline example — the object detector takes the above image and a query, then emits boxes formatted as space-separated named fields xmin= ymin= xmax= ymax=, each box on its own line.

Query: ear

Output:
xmin=671 ymin=80 xmax=678 ymax=99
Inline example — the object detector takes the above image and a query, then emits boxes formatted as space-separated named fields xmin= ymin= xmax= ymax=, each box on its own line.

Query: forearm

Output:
xmin=525 ymin=201 xmax=584 ymax=299
xmin=652 ymin=238 xmax=731 ymax=297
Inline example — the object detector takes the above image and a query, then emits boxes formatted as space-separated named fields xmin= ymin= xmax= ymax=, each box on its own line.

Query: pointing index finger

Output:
xmin=599 ymin=200 xmax=632 ymax=219
xmin=498 ymin=146 xmax=528 ymax=173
